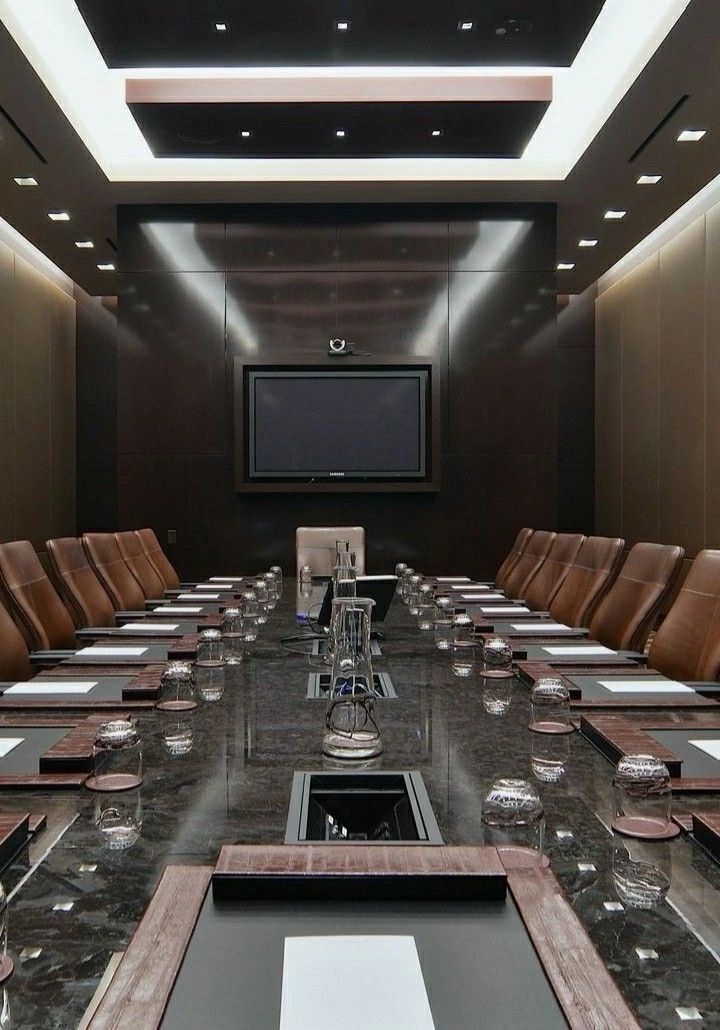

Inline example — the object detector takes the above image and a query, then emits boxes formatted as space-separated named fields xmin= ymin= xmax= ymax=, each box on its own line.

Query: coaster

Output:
xmin=528 ymin=720 xmax=575 ymax=735
xmin=155 ymin=700 xmax=198 ymax=712
xmin=85 ymin=773 xmax=143 ymax=793
xmin=0 ymin=954 xmax=14 ymax=985
xmin=612 ymin=816 xmax=681 ymax=841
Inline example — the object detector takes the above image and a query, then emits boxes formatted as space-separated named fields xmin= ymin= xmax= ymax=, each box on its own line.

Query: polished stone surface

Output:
xmin=2 ymin=589 xmax=720 ymax=1027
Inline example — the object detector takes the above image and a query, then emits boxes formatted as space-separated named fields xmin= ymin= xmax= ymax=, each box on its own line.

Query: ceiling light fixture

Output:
xmin=458 ymin=21 xmax=474 ymax=31
xmin=431 ymin=129 xmax=443 ymax=137
xmin=240 ymin=130 xmax=251 ymax=138
xmin=579 ymin=239 xmax=598 ymax=247
xmin=637 ymin=174 xmax=662 ymax=185
xmin=335 ymin=129 xmax=347 ymax=138
xmin=48 ymin=211 xmax=70 ymax=221
xmin=336 ymin=20 xmax=349 ymax=31
xmin=604 ymin=209 xmax=627 ymax=220
xmin=677 ymin=129 xmax=707 ymax=142
xmin=557 ymin=262 xmax=575 ymax=270
xmin=13 ymin=176 xmax=38 ymax=186
xmin=214 ymin=22 xmax=228 ymax=32
xmin=74 ymin=240 xmax=94 ymax=248
xmin=97 ymin=262 xmax=115 ymax=271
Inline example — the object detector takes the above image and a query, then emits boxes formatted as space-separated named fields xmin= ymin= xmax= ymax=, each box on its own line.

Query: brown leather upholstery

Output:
xmin=0 ymin=540 xmax=76 ymax=650
xmin=548 ymin=536 xmax=625 ymax=628
xmin=296 ymin=526 xmax=366 ymax=578
xmin=136 ymin=528 xmax=181 ymax=591
xmin=589 ymin=542 xmax=685 ymax=652
xmin=47 ymin=537 xmax=117 ymax=629
xmin=522 ymin=533 xmax=586 ymax=611
xmin=115 ymin=530 xmax=166 ymax=599
xmin=82 ymin=533 xmax=146 ymax=610
xmin=0 ymin=596 xmax=32 ymax=681
xmin=503 ymin=530 xmax=556 ymax=599
xmin=649 ymin=550 xmax=720 ymax=680
xmin=494 ymin=528 xmax=533 ymax=589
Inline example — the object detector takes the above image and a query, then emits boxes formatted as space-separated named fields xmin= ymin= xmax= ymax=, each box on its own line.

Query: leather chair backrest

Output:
xmin=649 ymin=550 xmax=720 ymax=680
xmin=523 ymin=533 xmax=586 ymax=611
xmin=136 ymin=528 xmax=181 ymax=591
xmin=0 ymin=596 xmax=32 ymax=681
xmin=494 ymin=528 xmax=533 ymax=589
xmin=47 ymin=537 xmax=117 ymax=629
xmin=0 ymin=540 xmax=76 ymax=649
xmin=503 ymin=530 xmax=556 ymax=599
xmin=82 ymin=533 xmax=146 ymax=610
xmin=115 ymin=531 xmax=166 ymax=599
xmin=296 ymin=527 xmax=366 ymax=578
xmin=548 ymin=536 xmax=625 ymax=628
xmin=589 ymin=542 xmax=685 ymax=652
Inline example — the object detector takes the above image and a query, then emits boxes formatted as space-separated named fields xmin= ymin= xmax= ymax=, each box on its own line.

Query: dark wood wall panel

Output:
xmin=108 ymin=204 xmax=588 ymax=579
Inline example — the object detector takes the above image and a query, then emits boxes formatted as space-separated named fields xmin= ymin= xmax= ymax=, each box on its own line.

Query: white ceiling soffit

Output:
xmin=0 ymin=0 xmax=692 ymax=184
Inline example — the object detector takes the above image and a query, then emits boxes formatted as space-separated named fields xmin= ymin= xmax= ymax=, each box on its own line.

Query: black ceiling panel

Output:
xmin=129 ymin=100 xmax=549 ymax=158
xmin=75 ymin=0 xmax=605 ymax=68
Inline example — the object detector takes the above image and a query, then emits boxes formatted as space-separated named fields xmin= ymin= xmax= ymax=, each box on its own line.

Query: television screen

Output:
xmin=246 ymin=369 xmax=429 ymax=481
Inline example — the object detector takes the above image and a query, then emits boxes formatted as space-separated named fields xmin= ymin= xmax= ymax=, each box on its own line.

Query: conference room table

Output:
xmin=1 ymin=585 xmax=720 ymax=1027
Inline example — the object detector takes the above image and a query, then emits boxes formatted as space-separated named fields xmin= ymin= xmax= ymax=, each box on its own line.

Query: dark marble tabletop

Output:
xmin=2 ymin=587 xmax=720 ymax=1028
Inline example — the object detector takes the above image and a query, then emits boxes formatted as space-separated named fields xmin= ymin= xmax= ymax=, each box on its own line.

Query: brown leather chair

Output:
xmin=82 ymin=533 xmax=146 ymax=610
xmin=115 ymin=530 xmax=166 ymax=599
xmin=548 ymin=536 xmax=625 ymax=628
xmin=588 ymin=542 xmax=685 ymax=652
xmin=0 ymin=595 xmax=32 ymax=681
xmin=502 ymin=530 xmax=556 ymax=600
xmin=648 ymin=550 xmax=720 ymax=680
xmin=0 ymin=540 xmax=77 ymax=650
xmin=494 ymin=528 xmax=533 ymax=589
xmin=47 ymin=537 xmax=117 ymax=629
xmin=136 ymin=528 xmax=181 ymax=591
xmin=522 ymin=533 xmax=586 ymax=611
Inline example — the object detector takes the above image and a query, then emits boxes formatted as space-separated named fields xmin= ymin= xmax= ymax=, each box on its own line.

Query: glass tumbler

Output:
xmin=433 ymin=596 xmax=454 ymax=650
xmin=451 ymin=614 xmax=475 ymax=676
xmin=612 ymin=754 xmax=679 ymax=840
xmin=416 ymin=583 xmax=435 ymax=630
xmin=86 ymin=720 xmax=143 ymax=792
xmin=264 ymin=571 xmax=280 ymax=610
xmin=254 ymin=578 xmax=269 ymax=624
xmin=194 ymin=665 xmax=225 ymax=702
xmin=483 ymin=636 xmax=514 ymax=679
xmin=398 ymin=566 xmax=414 ymax=600
xmin=240 ymin=590 xmax=259 ymax=641
xmin=481 ymin=777 xmax=545 ymax=865
xmin=395 ymin=562 xmax=408 ymax=581
xmin=196 ymin=628 xmax=225 ymax=667
xmin=407 ymin=574 xmax=424 ymax=615
xmin=270 ymin=565 xmax=283 ymax=598
xmin=529 ymin=677 xmax=573 ymax=734
xmin=221 ymin=608 xmax=244 ymax=665
xmin=156 ymin=660 xmax=197 ymax=711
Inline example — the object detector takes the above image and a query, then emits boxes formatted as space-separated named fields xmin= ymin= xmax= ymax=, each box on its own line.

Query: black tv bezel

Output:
xmin=233 ymin=356 xmax=441 ymax=494
xmin=246 ymin=368 xmax=428 ymax=482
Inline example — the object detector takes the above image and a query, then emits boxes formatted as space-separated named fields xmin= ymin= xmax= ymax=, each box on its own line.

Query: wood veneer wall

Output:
xmin=0 ymin=238 xmax=76 ymax=549
xmin=595 ymin=203 xmax=720 ymax=555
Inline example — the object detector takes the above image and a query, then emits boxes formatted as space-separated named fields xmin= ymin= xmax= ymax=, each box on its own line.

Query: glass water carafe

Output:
xmin=323 ymin=597 xmax=382 ymax=760
xmin=332 ymin=544 xmax=357 ymax=599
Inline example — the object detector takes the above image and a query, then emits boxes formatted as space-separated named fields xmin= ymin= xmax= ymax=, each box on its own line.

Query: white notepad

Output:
xmin=76 ymin=646 xmax=148 ymax=657
xmin=598 ymin=679 xmax=694 ymax=694
xmin=196 ymin=584 xmax=231 ymax=590
xmin=153 ymin=606 xmax=202 ymax=614
xmin=209 ymin=576 xmax=244 ymax=582
xmin=481 ymin=606 xmax=531 ymax=615
xmin=511 ymin=623 xmax=573 ymax=632
xmin=461 ymin=593 xmax=505 ymax=601
xmin=689 ymin=739 xmax=720 ymax=761
xmin=5 ymin=681 xmax=98 ymax=695
xmin=279 ymin=936 xmax=435 ymax=1030
xmin=0 ymin=738 xmax=25 ymax=758
xmin=436 ymin=577 xmax=470 ymax=582
xmin=177 ymin=593 xmax=220 ymax=600
xmin=119 ymin=622 xmax=180 ymax=632
xmin=543 ymin=645 xmax=615 ymax=656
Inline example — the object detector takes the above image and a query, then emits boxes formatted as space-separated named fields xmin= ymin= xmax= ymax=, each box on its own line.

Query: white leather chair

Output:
xmin=295 ymin=527 xmax=366 ymax=579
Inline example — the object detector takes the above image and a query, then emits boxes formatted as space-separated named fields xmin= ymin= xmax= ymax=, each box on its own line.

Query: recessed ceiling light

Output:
xmin=458 ymin=21 xmax=474 ymax=31
xmin=637 ymin=174 xmax=662 ymax=185
xmin=578 ymin=238 xmax=598 ymax=247
xmin=336 ymin=20 xmax=349 ymax=31
xmin=677 ymin=129 xmax=706 ymax=142
xmin=14 ymin=176 xmax=38 ymax=186
xmin=214 ymin=22 xmax=228 ymax=31
xmin=604 ymin=209 xmax=627 ymax=220
xmin=557 ymin=262 xmax=575 ymax=270
xmin=74 ymin=240 xmax=94 ymax=248
xmin=97 ymin=262 xmax=115 ymax=271
xmin=335 ymin=129 xmax=347 ymax=138
xmin=48 ymin=211 xmax=70 ymax=221
xmin=240 ymin=130 xmax=251 ymax=138
xmin=431 ymin=129 xmax=443 ymax=137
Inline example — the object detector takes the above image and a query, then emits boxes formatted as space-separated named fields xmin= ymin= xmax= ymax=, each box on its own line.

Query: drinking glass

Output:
xmin=194 ymin=665 xmax=225 ymax=702
xmin=481 ymin=778 xmax=545 ymax=864
xmin=270 ymin=565 xmax=283 ymax=598
xmin=323 ymin=596 xmax=381 ymax=760
xmin=240 ymin=590 xmax=259 ymax=641
xmin=407 ymin=574 xmax=424 ymax=615
xmin=196 ymin=628 xmax=226 ymax=667
xmin=483 ymin=636 xmax=514 ymax=679
xmin=434 ymin=596 xmax=454 ymax=650
xmin=221 ymin=608 xmax=244 ymax=665
xmin=529 ymin=677 xmax=573 ymax=734
xmin=264 ymin=571 xmax=280 ymax=610
xmin=254 ymin=579 xmax=269 ymax=624
xmin=416 ymin=583 xmax=435 ymax=630
xmin=95 ymin=791 xmax=143 ymax=850
xmin=157 ymin=661 xmax=197 ymax=711
xmin=398 ymin=567 xmax=414 ymax=600
xmin=87 ymin=719 xmax=143 ymax=792
xmin=451 ymin=614 xmax=475 ymax=676
xmin=395 ymin=562 xmax=408 ymax=581
xmin=612 ymin=754 xmax=677 ymax=839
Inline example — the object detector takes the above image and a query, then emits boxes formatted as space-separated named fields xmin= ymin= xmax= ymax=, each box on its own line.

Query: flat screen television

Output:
xmin=245 ymin=368 xmax=430 ymax=484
